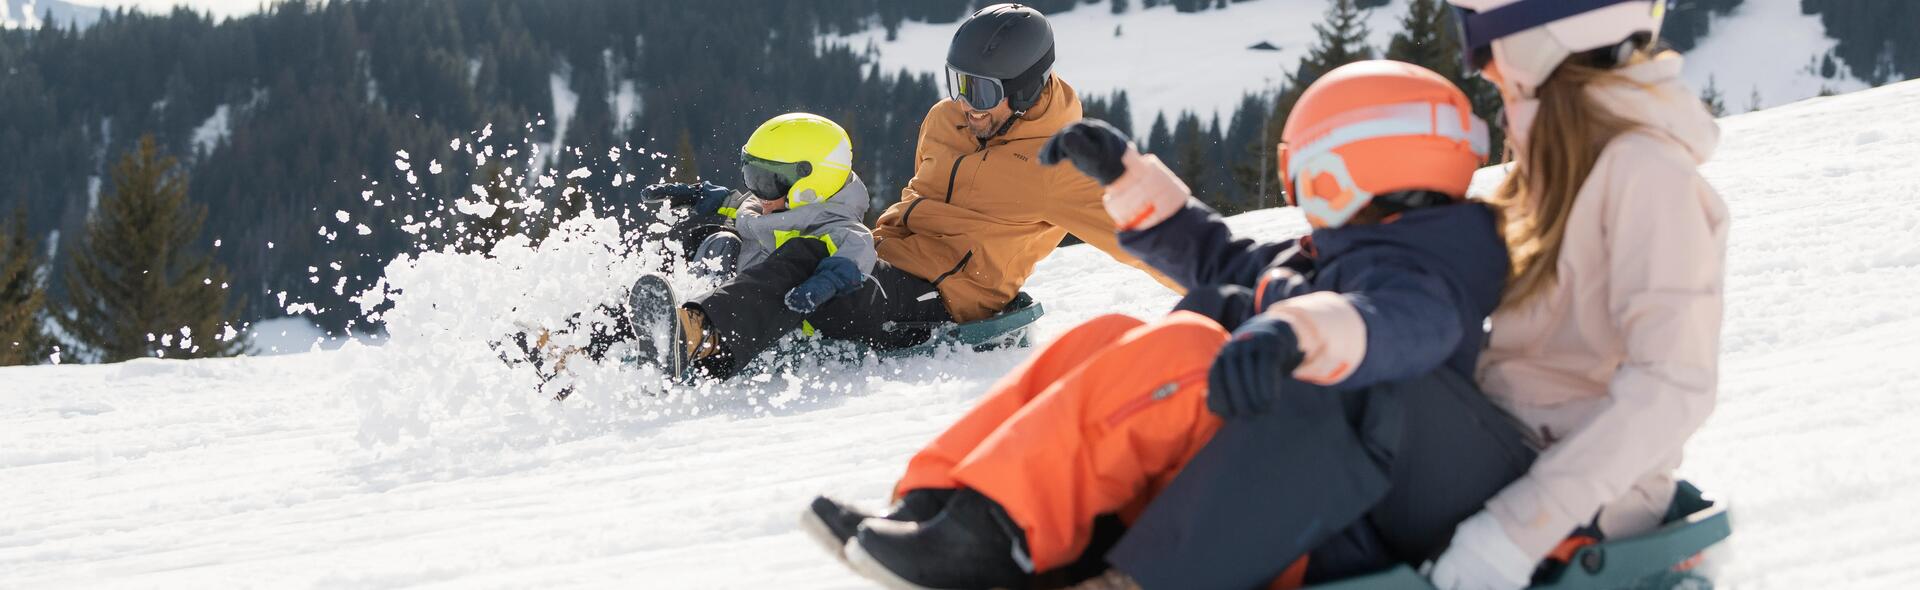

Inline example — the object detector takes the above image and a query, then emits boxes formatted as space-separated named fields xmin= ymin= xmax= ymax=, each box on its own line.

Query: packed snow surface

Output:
xmin=6 ymin=81 xmax=1920 ymax=588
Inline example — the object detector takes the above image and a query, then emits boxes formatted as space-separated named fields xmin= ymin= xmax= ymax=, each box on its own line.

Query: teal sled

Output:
xmin=762 ymin=292 xmax=1046 ymax=370
xmin=1310 ymin=481 xmax=1732 ymax=590
xmin=875 ymin=291 xmax=1045 ymax=358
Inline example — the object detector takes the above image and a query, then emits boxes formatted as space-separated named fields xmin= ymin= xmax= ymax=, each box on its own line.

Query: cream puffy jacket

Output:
xmin=1476 ymin=55 xmax=1729 ymax=560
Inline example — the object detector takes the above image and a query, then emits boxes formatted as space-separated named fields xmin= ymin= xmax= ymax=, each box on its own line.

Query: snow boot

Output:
xmin=846 ymin=488 xmax=1032 ymax=590
xmin=626 ymin=275 xmax=720 ymax=383
xmin=691 ymin=231 xmax=743 ymax=281
xmin=802 ymin=489 xmax=955 ymax=560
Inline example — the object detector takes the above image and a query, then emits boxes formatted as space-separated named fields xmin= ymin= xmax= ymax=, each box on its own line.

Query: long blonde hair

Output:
xmin=1490 ymin=51 xmax=1654 ymax=305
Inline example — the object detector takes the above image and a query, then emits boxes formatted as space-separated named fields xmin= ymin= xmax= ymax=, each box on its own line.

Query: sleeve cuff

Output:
xmin=1485 ymin=476 xmax=1587 ymax=562
xmin=1264 ymin=291 xmax=1365 ymax=385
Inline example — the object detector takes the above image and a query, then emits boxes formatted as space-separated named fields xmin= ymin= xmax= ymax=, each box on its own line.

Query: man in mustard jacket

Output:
xmin=680 ymin=3 xmax=1171 ymax=378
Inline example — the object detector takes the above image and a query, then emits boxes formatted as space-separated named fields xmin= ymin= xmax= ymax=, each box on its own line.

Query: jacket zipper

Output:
xmin=1104 ymin=370 xmax=1210 ymax=428
xmin=900 ymin=198 xmax=927 ymax=234
xmin=930 ymin=250 xmax=974 ymax=287
xmin=944 ymin=152 xmax=971 ymax=203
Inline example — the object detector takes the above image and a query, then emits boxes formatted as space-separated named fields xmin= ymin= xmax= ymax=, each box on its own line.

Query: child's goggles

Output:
xmin=1279 ymin=101 xmax=1489 ymax=228
xmin=740 ymin=151 xmax=812 ymax=203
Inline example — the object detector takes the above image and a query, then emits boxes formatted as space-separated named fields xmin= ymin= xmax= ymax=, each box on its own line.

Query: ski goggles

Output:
xmin=740 ymin=151 xmax=811 ymax=201
xmin=1450 ymin=0 xmax=1656 ymax=77
xmin=945 ymin=65 xmax=1008 ymax=111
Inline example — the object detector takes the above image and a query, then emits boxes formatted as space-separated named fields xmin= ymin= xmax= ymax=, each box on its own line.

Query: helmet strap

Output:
xmin=991 ymin=111 xmax=1023 ymax=140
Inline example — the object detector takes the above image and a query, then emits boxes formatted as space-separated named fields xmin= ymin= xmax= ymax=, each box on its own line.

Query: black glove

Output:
xmin=1039 ymin=118 xmax=1133 ymax=185
xmin=1206 ymin=315 xmax=1306 ymax=418
xmin=643 ymin=181 xmax=741 ymax=217
xmin=785 ymin=256 xmax=865 ymax=314
xmin=641 ymin=182 xmax=707 ymax=206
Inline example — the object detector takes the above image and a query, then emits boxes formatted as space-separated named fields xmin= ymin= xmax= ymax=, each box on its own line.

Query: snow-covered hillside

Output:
xmin=834 ymin=0 xmax=1873 ymax=133
xmin=0 ymin=0 xmax=102 ymax=28
xmin=835 ymin=0 xmax=1408 ymax=135
xmin=6 ymin=81 xmax=1920 ymax=588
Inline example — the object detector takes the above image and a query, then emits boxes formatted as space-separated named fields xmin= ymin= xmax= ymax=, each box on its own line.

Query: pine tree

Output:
xmin=1746 ymin=86 xmax=1764 ymax=113
xmin=58 ymin=136 xmax=245 ymax=363
xmin=1386 ymin=0 xmax=1459 ymax=80
xmin=1259 ymin=0 xmax=1380 ymax=184
xmin=1171 ymin=111 xmax=1210 ymax=198
xmin=1388 ymin=0 xmax=1506 ymax=159
xmin=1700 ymin=75 xmax=1727 ymax=117
xmin=1145 ymin=112 xmax=1175 ymax=163
xmin=1227 ymin=90 xmax=1278 ymax=209
xmin=671 ymin=128 xmax=701 ymax=183
xmin=1110 ymin=91 xmax=1135 ymax=137
xmin=1111 ymin=0 xmax=1130 ymax=15
xmin=1292 ymin=0 xmax=1375 ymax=90
xmin=1 ymin=207 xmax=53 ymax=366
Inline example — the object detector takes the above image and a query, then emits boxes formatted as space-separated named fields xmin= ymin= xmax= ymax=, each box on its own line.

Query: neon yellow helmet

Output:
xmin=739 ymin=113 xmax=854 ymax=208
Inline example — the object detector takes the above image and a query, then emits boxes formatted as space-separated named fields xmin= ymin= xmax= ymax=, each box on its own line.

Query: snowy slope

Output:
xmin=0 ymin=0 xmax=103 ymax=29
xmin=834 ymin=0 xmax=1408 ymax=135
xmin=833 ymin=0 xmax=1873 ymax=132
xmin=5 ymin=82 xmax=1920 ymax=587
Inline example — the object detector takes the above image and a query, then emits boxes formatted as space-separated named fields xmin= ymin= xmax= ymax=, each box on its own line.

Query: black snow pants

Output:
xmin=1100 ymin=285 xmax=1537 ymax=588
xmin=687 ymin=238 xmax=953 ymax=378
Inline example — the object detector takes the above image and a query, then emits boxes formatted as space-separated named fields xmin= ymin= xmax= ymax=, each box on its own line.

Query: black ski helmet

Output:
xmin=946 ymin=3 xmax=1056 ymax=113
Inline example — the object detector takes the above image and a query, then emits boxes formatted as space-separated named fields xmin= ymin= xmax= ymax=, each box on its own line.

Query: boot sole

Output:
xmin=843 ymin=538 xmax=937 ymax=590
xmin=797 ymin=506 xmax=851 ymax=563
xmin=626 ymin=274 xmax=689 ymax=382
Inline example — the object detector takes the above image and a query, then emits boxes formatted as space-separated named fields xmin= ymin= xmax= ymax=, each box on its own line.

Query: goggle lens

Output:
xmin=740 ymin=152 xmax=808 ymax=201
xmin=946 ymin=66 xmax=1006 ymax=111
xmin=1451 ymin=6 xmax=1494 ymax=77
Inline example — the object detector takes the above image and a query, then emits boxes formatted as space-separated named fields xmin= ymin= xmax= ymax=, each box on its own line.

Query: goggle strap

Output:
xmin=1285 ymin=102 xmax=1490 ymax=181
xmin=1459 ymin=0 xmax=1647 ymax=49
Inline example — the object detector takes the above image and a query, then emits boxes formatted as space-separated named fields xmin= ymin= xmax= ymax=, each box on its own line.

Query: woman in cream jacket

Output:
xmin=1432 ymin=2 xmax=1729 ymax=589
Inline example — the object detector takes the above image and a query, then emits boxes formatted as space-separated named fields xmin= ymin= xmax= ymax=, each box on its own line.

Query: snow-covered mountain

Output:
xmin=0 ymin=0 xmax=104 ymax=29
xmin=834 ymin=0 xmax=1876 ymax=134
xmin=4 ymin=79 xmax=1919 ymax=587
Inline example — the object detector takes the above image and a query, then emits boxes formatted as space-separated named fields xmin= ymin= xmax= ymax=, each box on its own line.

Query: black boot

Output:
xmin=846 ymin=488 xmax=1031 ymax=590
xmin=803 ymin=489 xmax=954 ymax=559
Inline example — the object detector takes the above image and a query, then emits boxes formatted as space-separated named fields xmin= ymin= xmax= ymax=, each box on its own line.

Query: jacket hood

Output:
xmin=788 ymin=172 xmax=870 ymax=222
xmin=1003 ymin=75 xmax=1081 ymax=141
xmin=1587 ymin=54 xmax=1720 ymax=165
xmin=1311 ymin=203 xmax=1510 ymax=318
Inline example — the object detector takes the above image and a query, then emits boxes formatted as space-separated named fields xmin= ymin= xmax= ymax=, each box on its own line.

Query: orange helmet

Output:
xmin=1279 ymin=60 xmax=1491 ymax=228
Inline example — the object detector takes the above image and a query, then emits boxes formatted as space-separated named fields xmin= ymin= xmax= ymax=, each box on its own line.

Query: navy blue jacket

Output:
xmin=1118 ymin=199 xmax=1508 ymax=389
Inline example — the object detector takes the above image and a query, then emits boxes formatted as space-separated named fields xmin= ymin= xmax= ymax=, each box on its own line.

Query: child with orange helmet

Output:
xmin=807 ymin=61 xmax=1535 ymax=590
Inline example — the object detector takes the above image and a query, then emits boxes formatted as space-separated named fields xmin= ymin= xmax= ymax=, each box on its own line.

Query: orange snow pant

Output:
xmin=893 ymin=311 xmax=1230 ymax=572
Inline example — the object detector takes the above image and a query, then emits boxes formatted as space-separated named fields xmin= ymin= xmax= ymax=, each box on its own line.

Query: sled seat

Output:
xmin=1308 ymin=481 xmax=1732 ymax=590
xmin=767 ymin=292 xmax=1047 ymax=368
xmin=875 ymin=292 xmax=1045 ymax=359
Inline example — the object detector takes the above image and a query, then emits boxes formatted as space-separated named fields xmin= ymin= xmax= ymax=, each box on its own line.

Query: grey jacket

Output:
xmin=732 ymin=173 xmax=877 ymax=277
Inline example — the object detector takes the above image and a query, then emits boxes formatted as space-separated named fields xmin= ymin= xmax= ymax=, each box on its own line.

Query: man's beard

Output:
xmin=967 ymin=112 xmax=999 ymax=139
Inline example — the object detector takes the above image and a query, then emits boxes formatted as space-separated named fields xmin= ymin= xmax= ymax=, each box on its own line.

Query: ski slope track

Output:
xmin=6 ymin=82 xmax=1920 ymax=588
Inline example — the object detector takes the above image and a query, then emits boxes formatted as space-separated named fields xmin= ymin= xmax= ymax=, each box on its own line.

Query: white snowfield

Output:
xmin=834 ymin=0 xmax=1870 ymax=133
xmin=6 ymin=81 xmax=1920 ymax=588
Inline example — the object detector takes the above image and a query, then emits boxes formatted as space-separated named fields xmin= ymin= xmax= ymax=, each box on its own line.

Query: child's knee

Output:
xmin=1078 ymin=313 xmax=1147 ymax=336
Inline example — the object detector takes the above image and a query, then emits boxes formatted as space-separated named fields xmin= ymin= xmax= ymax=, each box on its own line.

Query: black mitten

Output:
xmin=1039 ymin=118 xmax=1133 ymax=185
